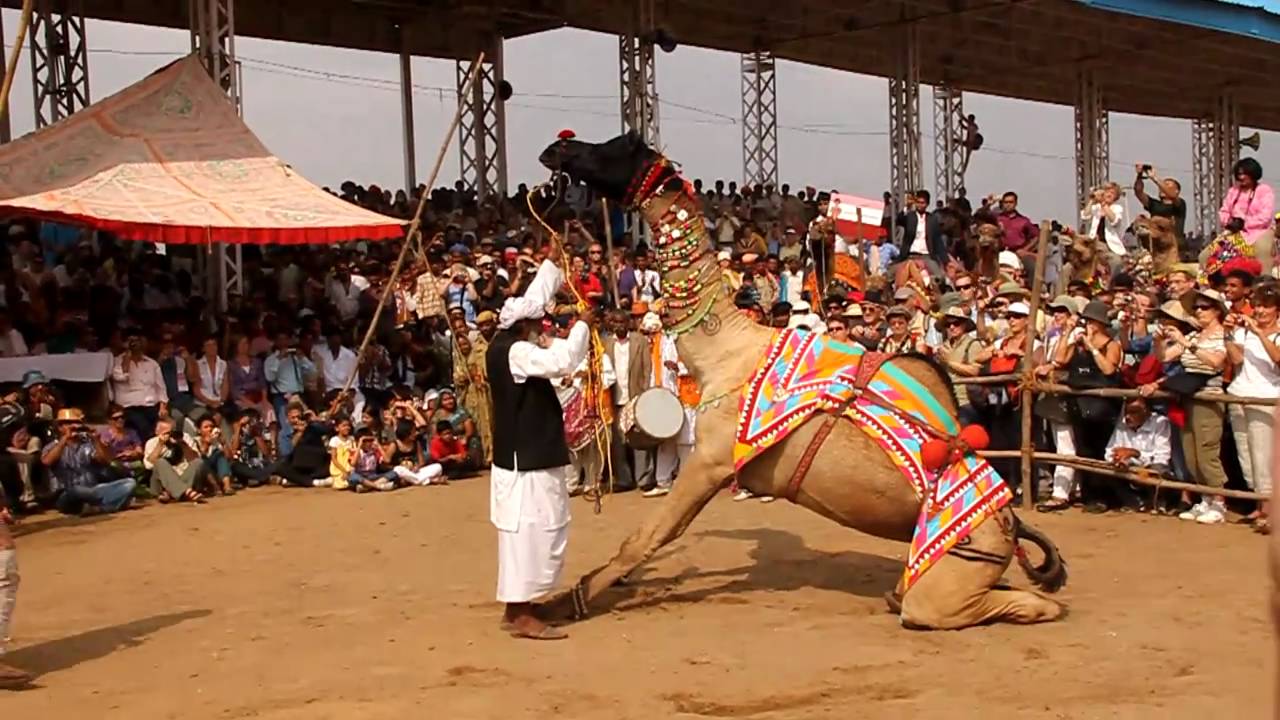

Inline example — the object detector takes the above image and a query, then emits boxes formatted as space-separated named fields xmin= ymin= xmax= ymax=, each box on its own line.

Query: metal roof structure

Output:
xmin=22 ymin=0 xmax=1280 ymax=129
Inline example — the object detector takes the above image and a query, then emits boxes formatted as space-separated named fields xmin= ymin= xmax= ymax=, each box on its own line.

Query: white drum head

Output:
xmin=634 ymin=389 xmax=685 ymax=440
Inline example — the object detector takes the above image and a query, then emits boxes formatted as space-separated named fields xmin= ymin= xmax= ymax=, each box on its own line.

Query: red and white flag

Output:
xmin=827 ymin=193 xmax=886 ymax=240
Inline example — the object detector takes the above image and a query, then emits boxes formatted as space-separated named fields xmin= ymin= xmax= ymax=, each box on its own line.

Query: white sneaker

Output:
xmin=1178 ymin=501 xmax=1209 ymax=521
xmin=373 ymin=479 xmax=396 ymax=492
xmin=642 ymin=486 xmax=670 ymax=498
xmin=1196 ymin=504 xmax=1227 ymax=525
xmin=758 ymin=496 xmax=777 ymax=504
xmin=312 ymin=478 xmax=333 ymax=488
xmin=732 ymin=489 xmax=753 ymax=502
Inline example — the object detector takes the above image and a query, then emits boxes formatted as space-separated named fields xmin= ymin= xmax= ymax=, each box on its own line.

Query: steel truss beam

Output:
xmin=1191 ymin=93 xmax=1242 ymax=238
xmin=29 ymin=0 xmax=90 ymax=129
xmin=740 ymin=50 xmax=778 ymax=188
xmin=456 ymin=39 xmax=508 ymax=202
xmin=190 ymin=0 xmax=241 ymax=310
xmin=888 ymin=23 xmax=922 ymax=219
xmin=931 ymin=84 xmax=965 ymax=203
xmin=1073 ymin=69 xmax=1109 ymax=208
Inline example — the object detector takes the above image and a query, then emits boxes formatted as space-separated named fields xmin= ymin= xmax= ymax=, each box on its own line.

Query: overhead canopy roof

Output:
xmin=0 ymin=54 xmax=404 ymax=244
xmin=19 ymin=0 xmax=1280 ymax=127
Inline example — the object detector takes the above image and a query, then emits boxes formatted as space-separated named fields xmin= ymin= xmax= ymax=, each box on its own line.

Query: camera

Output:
xmin=1225 ymin=217 xmax=1245 ymax=233
xmin=1139 ymin=164 xmax=1152 ymax=177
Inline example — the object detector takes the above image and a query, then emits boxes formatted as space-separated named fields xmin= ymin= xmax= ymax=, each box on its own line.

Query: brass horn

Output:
xmin=1240 ymin=131 xmax=1262 ymax=152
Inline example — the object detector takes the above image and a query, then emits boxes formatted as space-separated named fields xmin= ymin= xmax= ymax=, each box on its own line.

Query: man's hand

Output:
xmin=1110 ymin=447 xmax=1139 ymax=466
xmin=663 ymin=360 xmax=679 ymax=371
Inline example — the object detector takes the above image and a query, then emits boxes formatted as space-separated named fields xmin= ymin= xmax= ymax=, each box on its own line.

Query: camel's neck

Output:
xmin=639 ymin=187 xmax=772 ymax=398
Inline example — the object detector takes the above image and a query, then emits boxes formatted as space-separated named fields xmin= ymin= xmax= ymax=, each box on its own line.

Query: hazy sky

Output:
xmin=2 ymin=9 xmax=1277 ymax=229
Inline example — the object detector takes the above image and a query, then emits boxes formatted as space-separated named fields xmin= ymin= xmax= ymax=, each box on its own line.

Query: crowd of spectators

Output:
xmin=0 ymin=154 xmax=1275 ymax=533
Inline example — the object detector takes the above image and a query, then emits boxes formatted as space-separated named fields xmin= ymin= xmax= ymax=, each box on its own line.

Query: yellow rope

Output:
xmin=526 ymin=184 xmax=614 ymax=513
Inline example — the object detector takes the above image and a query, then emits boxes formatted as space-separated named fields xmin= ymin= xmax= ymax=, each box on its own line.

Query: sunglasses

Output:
xmin=827 ymin=325 xmax=847 ymax=332
xmin=1007 ymin=313 xmax=1028 ymax=320
xmin=955 ymin=283 xmax=973 ymax=290
xmin=110 ymin=414 xmax=124 ymax=421
xmin=1193 ymin=304 xmax=1215 ymax=311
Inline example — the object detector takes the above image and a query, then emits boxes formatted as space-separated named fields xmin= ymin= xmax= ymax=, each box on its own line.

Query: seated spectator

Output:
xmin=429 ymin=388 xmax=482 ymax=465
xmin=384 ymin=419 xmax=444 ymax=486
xmin=190 ymin=415 xmax=233 ymax=496
xmin=271 ymin=403 xmax=333 ymax=488
xmin=98 ymin=404 xmax=145 ymax=482
xmin=429 ymin=419 xmax=479 ymax=479
xmin=327 ymin=415 xmax=356 ymax=490
xmin=42 ymin=408 xmax=136 ymax=515
xmin=1224 ymin=283 xmax=1280 ymax=533
xmin=1106 ymin=397 xmax=1173 ymax=476
xmin=880 ymin=306 xmax=923 ymax=354
xmin=143 ymin=418 xmax=208 ymax=504
xmin=225 ymin=408 xmax=273 ymax=489
xmin=347 ymin=428 xmax=398 ymax=492
xmin=227 ymin=334 xmax=273 ymax=423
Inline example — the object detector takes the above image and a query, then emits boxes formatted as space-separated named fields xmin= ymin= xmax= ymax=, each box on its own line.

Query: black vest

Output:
xmin=485 ymin=329 xmax=571 ymax=471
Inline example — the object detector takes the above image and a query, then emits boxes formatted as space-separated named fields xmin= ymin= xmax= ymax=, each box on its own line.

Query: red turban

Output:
xmin=557 ymin=129 xmax=576 ymax=140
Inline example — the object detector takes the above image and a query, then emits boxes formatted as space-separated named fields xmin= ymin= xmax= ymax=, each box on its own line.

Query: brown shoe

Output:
xmin=0 ymin=661 xmax=32 ymax=689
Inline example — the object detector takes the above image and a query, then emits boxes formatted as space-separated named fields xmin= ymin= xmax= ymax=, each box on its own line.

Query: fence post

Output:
xmin=1020 ymin=221 xmax=1052 ymax=509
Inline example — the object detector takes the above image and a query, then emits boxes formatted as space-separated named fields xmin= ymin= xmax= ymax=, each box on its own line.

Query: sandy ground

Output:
xmin=1 ymin=478 xmax=1272 ymax=719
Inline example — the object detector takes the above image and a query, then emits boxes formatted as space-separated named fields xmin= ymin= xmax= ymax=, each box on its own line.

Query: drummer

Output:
xmin=638 ymin=310 xmax=692 ymax=498
xmin=602 ymin=308 xmax=651 ymax=493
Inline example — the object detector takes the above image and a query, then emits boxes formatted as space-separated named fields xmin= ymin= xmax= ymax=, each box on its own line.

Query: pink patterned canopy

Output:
xmin=0 ymin=54 xmax=404 ymax=245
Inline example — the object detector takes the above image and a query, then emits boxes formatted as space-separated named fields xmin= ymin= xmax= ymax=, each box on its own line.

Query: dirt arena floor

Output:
xmin=3 ymin=477 xmax=1272 ymax=719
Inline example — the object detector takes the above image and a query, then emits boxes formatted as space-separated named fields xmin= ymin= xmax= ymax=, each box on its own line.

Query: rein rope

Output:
xmin=525 ymin=183 xmax=613 ymax=514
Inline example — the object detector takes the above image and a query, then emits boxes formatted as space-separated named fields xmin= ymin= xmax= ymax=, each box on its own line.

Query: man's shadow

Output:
xmin=594 ymin=528 xmax=901 ymax=614
xmin=6 ymin=609 xmax=211 ymax=681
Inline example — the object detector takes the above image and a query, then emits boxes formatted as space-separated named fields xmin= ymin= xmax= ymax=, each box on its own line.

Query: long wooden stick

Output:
xmin=600 ymin=198 xmax=620 ymax=305
xmin=951 ymin=374 xmax=1279 ymax=406
xmin=0 ymin=0 xmax=34 ymax=130
xmin=1019 ymin=221 xmax=1050 ymax=509
xmin=979 ymin=450 xmax=1267 ymax=502
xmin=332 ymin=52 xmax=486 ymax=412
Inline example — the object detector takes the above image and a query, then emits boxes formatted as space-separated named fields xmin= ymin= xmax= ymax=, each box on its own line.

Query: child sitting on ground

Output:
xmin=348 ymin=427 xmax=399 ymax=492
xmin=327 ymin=415 xmax=356 ymax=490
xmin=385 ymin=419 xmax=445 ymax=486
xmin=428 ymin=420 xmax=478 ymax=479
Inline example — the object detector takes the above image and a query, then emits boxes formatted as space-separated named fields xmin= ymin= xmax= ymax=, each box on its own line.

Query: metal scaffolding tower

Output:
xmin=932 ymin=85 xmax=965 ymax=203
xmin=619 ymin=0 xmax=660 ymax=146
xmin=1191 ymin=93 xmax=1240 ymax=237
xmin=190 ymin=0 xmax=241 ymax=310
xmin=740 ymin=50 xmax=778 ymax=188
xmin=29 ymin=0 xmax=90 ymax=129
xmin=1073 ymin=69 xmax=1109 ymax=206
xmin=456 ymin=39 xmax=508 ymax=201
xmin=398 ymin=24 xmax=417 ymax=193
xmin=888 ymin=23 xmax=922 ymax=211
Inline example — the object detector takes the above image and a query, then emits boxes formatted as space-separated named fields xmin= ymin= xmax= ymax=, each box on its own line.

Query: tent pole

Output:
xmin=398 ymin=24 xmax=417 ymax=192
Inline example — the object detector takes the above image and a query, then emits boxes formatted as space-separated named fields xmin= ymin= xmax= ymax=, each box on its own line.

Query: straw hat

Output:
xmin=1180 ymin=287 xmax=1228 ymax=317
xmin=938 ymin=305 xmax=976 ymax=330
xmin=886 ymin=306 xmax=912 ymax=320
xmin=1046 ymin=295 xmax=1079 ymax=314
xmin=55 ymin=408 xmax=84 ymax=423
xmin=1154 ymin=299 xmax=1199 ymax=329
xmin=995 ymin=281 xmax=1029 ymax=299
xmin=841 ymin=304 xmax=864 ymax=319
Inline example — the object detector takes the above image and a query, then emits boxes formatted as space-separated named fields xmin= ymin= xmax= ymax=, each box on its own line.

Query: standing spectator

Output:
xmin=441 ymin=263 xmax=479 ymax=324
xmin=1225 ymin=284 xmax=1280 ymax=532
xmin=328 ymin=263 xmax=365 ymax=322
xmin=42 ymin=408 xmax=135 ymax=515
xmin=1034 ymin=296 xmax=1083 ymax=512
xmin=993 ymin=191 xmax=1038 ymax=256
xmin=143 ymin=418 xmax=207 ymax=503
xmin=1219 ymin=158 xmax=1275 ymax=246
xmin=474 ymin=255 xmax=508 ymax=312
xmin=895 ymin=189 xmax=947 ymax=281
xmin=110 ymin=328 xmax=168 ymax=442
xmin=319 ymin=329 xmax=359 ymax=395
xmin=936 ymin=306 xmax=984 ymax=424
xmin=189 ymin=415 xmax=232 ymax=496
xmin=1081 ymin=181 xmax=1127 ymax=259
xmin=158 ymin=333 xmax=197 ymax=434
xmin=1133 ymin=164 xmax=1187 ymax=243
xmin=0 ymin=310 xmax=27 ymax=357
xmin=264 ymin=333 xmax=315 ymax=435
xmin=1167 ymin=288 xmax=1230 ymax=524
xmin=193 ymin=336 xmax=230 ymax=418
xmin=631 ymin=252 xmax=661 ymax=304
xmin=413 ymin=257 xmax=447 ymax=321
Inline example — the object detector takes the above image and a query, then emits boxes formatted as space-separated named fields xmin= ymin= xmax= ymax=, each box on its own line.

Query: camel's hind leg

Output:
xmin=539 ymin=446 xmax=732 ymax=621
xmin=899 ymin=510 xmax=1065 ymax=630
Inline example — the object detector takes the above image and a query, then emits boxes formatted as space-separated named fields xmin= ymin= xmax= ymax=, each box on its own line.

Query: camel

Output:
xmin=1132 ymin=215 xmax=1180 ymax=276
xmin=1059 ymin=226 xmax=1104 ymax=290
xmin=538 ymin=132 xmax=1067 ymax=630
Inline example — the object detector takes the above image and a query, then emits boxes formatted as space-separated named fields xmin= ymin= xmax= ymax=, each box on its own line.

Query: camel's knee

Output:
xmin=900 ymin=587 xmax=1064 ymax=630
xmin=984 ymin=589 xmax=1066 ymax=625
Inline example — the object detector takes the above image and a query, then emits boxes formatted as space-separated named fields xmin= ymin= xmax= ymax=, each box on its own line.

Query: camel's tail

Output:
xmin=1012 ymin=517 xmax=1068 ymax=593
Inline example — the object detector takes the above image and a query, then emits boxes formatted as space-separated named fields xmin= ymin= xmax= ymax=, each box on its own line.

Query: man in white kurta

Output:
xmin=638 ymin=312 xmax=693 ymax=498
xmin=488 ymin=258 xmax=590 ymax=640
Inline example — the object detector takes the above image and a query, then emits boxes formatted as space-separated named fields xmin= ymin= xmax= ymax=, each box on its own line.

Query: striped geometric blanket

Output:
xmin=734 ymin=329 xmax=1012 ymax=591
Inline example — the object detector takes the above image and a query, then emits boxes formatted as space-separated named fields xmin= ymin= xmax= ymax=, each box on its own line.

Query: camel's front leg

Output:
xmin=540 ymin=449 xmax=731 ymax=621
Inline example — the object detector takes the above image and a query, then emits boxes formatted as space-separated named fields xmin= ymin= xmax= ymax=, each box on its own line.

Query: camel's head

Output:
xmin=1133 ymin=215 xmax=1176 ymax=251
xmin=538 ymin=131 xmax=663 ymax=205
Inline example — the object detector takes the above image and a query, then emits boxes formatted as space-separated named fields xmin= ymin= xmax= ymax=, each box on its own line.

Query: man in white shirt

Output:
xmin=111 ymin=328 xmax=169 ymax=441
xmin=631 ymin=254 xmax=662 ymax=304
xmin=602 ymin=309 xmax=650 ymax=492
xmin=1103 ymin=397 xmax=1172 ymax=514
xmin=327 ymin=265 xmax=366 ymax=322
xmin=320 ymin=330 xmax=359 ymax=395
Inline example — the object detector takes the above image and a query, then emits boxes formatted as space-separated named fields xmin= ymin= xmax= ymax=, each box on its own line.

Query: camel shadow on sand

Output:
xmin=595 ymin=528 xmax=901 ymax=614
xmin=6 ymin=609 xmax=211 ymax=681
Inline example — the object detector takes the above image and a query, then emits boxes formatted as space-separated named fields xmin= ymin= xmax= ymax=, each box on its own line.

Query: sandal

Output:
xmin=1035 ymin=498 xmax=1071 ymax=513
xmin=508 ymin=625 xmax=568 ymax=641
xmin=181 ymin=489 xmax=206 ymax=505
xmin=1255 ymin=518 xmax=1272 ymax=535
xmin=157 ymin=491 xmax=173 ymax=504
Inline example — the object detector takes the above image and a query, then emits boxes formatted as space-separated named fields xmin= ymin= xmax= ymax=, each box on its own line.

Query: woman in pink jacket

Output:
xmin=1219 ymin=157 xmax=1275 ymax=244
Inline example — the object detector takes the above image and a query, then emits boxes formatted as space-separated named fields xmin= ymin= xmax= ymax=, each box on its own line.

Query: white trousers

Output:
xmin=650 ymin=441 xmax=692 ymax=489
xmin=391 ymin=464 xmax=444 ymax=486
xmin=568 ymin=442 xmax=603 ymax=493
xmin=1230 ymin=403 xmax=1274 ymax=495
xmin=497 ymin=522 xmax=568 ymax=603
xmin=0 ymin=549 xmax=17 ymax=653
xmin=1050 ymin=420 xmax=1077 ymax=501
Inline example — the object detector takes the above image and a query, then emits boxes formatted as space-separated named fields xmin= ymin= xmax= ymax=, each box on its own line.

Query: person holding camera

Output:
xmin=1080 ymin=181 xmax=1127 ymax=260
xmin=1219 ymin=158 xmax=1275 ymax=245
xmin=264 ymin=331 xmax=316 ymax=446
xmin=42 ymin=408 xmax=136 ymax=515
xmin=110 ymin=327 xmax=169 ymax=442
xmin=225 ymin=408 xmax=273 ymax=488
xmin=143 ymin=418 xmax=206 ymax=504
xmin=1133 ymin=164 xmax=1187 ymax=243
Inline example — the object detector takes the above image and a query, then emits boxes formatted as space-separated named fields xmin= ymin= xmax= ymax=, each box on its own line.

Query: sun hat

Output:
xmin=1006 ymin=301 xmax=1031 ymax=317
xmin=1154 ymin=299 xmax=1199 ymax=329
xmin=1079 ymin=300 xmax=1111 ymax=325
xmin=995 ymin=281 xmax=1029 ymax=299
xmin=21 ymin=369 xmax=48 ymax=388
xmin=1180 ymin=287 xmax=1228 ymax=317
xmin=55 ymin=408 xmax=84 ymax=423
xmin=886 ymin=306 xmax=912 ymax=319
xmin=841 ymin=304 xmax=864 ymax=318
xmin=998 ymin=251 xmax=1021 ymax=269
xmin=1047 ymin=295 xmax=1078 ymax=314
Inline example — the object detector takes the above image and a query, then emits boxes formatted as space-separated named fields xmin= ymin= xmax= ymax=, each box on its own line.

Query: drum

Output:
xmin=618 ymin=388 xmax=685 ymax=450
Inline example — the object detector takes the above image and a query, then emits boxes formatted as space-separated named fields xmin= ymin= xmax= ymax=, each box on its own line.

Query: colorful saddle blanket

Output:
xmin=734 ymin=329 xmax=1012 ymax=591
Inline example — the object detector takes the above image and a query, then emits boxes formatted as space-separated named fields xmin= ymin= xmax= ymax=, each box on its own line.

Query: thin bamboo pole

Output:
xmin=331 ymin=52 xmax=486 ymax=414
xmin=1019 ymin=221 xmax=1051 ymax=509
xmin=0 ymin=0 xmax=33 ymax=129
xmin=979 ymin=450 xmax=1268 ymax=502
xmin=952 ymin=374 xmax=1279 ymax=406
xmin=601 ymin=198 xmax=620 ymax=305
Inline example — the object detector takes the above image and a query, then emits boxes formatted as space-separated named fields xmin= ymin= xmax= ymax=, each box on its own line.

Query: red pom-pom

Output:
xmin=958 ymin=424 xmax=990 ymax=453
xmin=921 ymin=439 xmax=951 ymax=471
xmin=557 ymin=129 xmax=577 ymax=140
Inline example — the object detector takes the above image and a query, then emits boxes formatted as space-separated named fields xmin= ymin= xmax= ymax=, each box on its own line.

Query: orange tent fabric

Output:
xmin=0 ymin=55 xmax=404 ymax=245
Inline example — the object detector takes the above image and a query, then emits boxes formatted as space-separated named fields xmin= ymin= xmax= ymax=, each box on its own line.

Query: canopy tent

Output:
xmin=0 ymin=54 xmax=404 ymax=245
